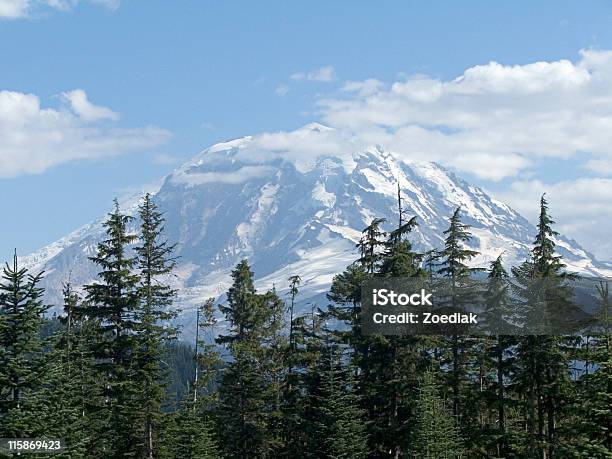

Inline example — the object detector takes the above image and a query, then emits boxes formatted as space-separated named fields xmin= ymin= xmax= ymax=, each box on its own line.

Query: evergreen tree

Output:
xmin=193 ymin=298 xmax=222 ymax=406
xmin=81 ymin=199 xmax=141 ymax=456
xmin=159 ymin=299 xmax=220 ymax=459
xmin=512 ymin=195 xmax=577 ymax=458
xmin=282 ymin=305 xmax=326 ymax=458
xmin=160 ymin=408 xmax=219 ymax=459
xmin=0 ymin=252 xmax=49 ymax=438
xmin=357 ymin=218 xmax=387 ymax=274
xmin=309 ymin=343 xmax=367 ymax=459
xmin=409 ymin=370 xmax=465 ymax=459
xmin=482 ymin=255 xmax=516 ymax=457
xmin=573 ymin=282 xmax=612 ymax=458
xmin=216 ymin=260 xmax=286 ymax=458
xmin=287 ymin=274 xmax=301 ymax=359
xmin=281 ymin=274 xmax=302 ymax=456
xmin=132 ymin=193 xmax=179 ymax=459
xmin=328 ymin=205 xmax=431 ymax=457
xmin=437 ymin=207 xmax=480 ymax=420
xmin=45 ymin=283 xmax=106 ymax=457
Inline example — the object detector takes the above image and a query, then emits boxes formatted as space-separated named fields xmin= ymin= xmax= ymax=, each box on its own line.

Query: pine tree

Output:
xmin=357 ymin=218 xmax=387 ymax=274
xmin=482 ymin=255 xmax=516 ymax=457
xmin=437 ymin=207 xmax=480 ymax=420
xmin=216 ymin=260 xmax=286 ymax=458
xmin=160 ymin=408 xmax=219 ymax=459
xmin=281 ymin=274 xmax=303 ymax=456
xmin=329 ymin=204 xmax=433 ymax=457
xmin=309 ymin=343 xmax=367 ymax=459
xmin=81 ymin=199 xmax=142 ymax=456
xmin=281 ymin=304 xmax=326 ymax=458
xmin=0 ymin=252 xmax=49 ymax=438
xmin=409 ymin=369 xmax=465 ymax=459
xmin=159 ymin=299 xmax=221 ymax=459
xmin=45 ymin=283 xmax=106 ymax=457
xmin=512 ymin=195 xmax=577 ymax=458
xmin=378 ymin=208 xmax=429 ymax=458
xmin=133 ymin=193 xmax=179 ymax=459
xmin=287 ymin=274 xmax=301 ymax=358
xmin=193 ymin=298 xmax=222 ymax=406
xmin=573 ymin=282 xmax=612 ymax=458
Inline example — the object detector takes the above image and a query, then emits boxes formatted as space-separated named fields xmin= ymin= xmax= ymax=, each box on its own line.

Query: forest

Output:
xmin=0 ymin=192 xmax=610 ymax=458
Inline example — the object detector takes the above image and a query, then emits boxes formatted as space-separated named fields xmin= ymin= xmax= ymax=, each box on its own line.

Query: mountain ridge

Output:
xmin=21 ymin=128 xmax=611 ymax=316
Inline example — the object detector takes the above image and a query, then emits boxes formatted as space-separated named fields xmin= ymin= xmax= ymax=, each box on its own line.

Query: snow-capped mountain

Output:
xmin=21 ymin=125 xmax=611 ymax=319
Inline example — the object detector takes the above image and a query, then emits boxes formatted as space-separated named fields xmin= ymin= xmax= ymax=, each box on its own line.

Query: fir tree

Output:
xmin=133 ymin=193 xmax=179 ymax=459
xmin=437 ymin=207 xmax=480 ymax=419
xmin=482 ymin=255 xmax=515 ymax=457
xmin=573 ymin=282 xmax=612 ymax=458
xmin=45 ymin=283 xmax=106 ymax=457
xmin=512 ymin=195 xmax=577 ymax=459
xmin=287 ymin=274 xmax=301 ymax=358
xmin=81 ymin=199 xmax=142 ymax=456
xmin=280 ymin=275 xmax=302 ymax=456
xmin=309 ymin=343 xmax=367 ymax=459
xmin=0 ymin=252 xmax=49 ymax=438
xmin=216 ymin=260 xmax=286 ymax=458
xmin=409 ymin=369 xmax=465 ymax=459
xmin=357 ymin=218 xmax=387 ymax=274
xmin=328 ymin=208 xmax=431 ymax=457
xmin=159 ymin=299 xmax=221 ymax=459
xmin=160 ymin=408 xmax=219 ymax=459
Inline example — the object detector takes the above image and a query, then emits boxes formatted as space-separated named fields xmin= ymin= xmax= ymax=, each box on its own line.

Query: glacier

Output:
xmin=20 ymin=125 xmax=612 ymax=327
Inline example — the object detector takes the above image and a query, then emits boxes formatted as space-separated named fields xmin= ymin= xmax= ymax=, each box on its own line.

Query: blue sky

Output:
xmin=1 ymin=0 xmax=612 ymax=261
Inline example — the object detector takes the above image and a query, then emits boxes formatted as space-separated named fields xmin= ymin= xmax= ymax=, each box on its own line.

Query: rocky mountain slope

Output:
xmin=21 ymin=125 xmax=611 ymax=321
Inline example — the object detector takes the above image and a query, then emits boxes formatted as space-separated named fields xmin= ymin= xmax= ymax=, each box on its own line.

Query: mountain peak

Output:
xmin=21 ymin=135 xmax=612 ymax=316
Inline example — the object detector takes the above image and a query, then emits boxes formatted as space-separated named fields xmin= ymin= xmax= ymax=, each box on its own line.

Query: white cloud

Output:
xmin=0 ymin=89 xmax=170 ymax=177
xmin=172 ymin=165 xmax=275 ymax=186
xmin=311 ymin=49 xmax=612 ymax=181
xmin=496 ymin=178 xmax=612 ymax=260
xmin=225 ymin=50 xmax=612 ymax=256
xmin=275 ymin=84 xmax=289 ymax=96
xmin=342 ymin=79 xmax=385 ymax=96
xmin=152 ymin=153 xmax=182 ymax=165
xmin=247 ymin=123 xmax=360 ymax=173
xmin=0 ymin=0 xmax=118 ymax=18
xmin=62 ymin=89 xmax=119 ymax=121
xmin=0 ymin=0 xmax=28 ymax=18
xmin=291 ymin=66 xmax=336 ymax=82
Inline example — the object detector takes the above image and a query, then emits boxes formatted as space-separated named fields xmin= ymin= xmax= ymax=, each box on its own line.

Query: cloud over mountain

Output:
xmin=254 ymin=50 xmax=612 ymax=182
xmin=0 ymin=89 xmax=170 ymax=177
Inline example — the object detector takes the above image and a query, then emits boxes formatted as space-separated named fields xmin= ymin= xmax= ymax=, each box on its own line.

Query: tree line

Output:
xmin=0 ymin=192 xmax=610 ymax=458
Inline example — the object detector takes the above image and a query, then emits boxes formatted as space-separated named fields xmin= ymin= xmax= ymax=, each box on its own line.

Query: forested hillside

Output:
xmin=0 ymin=193 xmax=610 ymax=458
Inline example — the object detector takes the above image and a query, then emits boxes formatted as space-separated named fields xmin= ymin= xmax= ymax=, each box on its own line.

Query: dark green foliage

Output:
xmin=481 ymin=256 xmax=516 ymax=458
xmin=132 ymin=193 xmax=180 ymax=458
xmin=328 ymin=208 xmax=432 ymax=457
xmin=1 ymin=194 xmax=610 ymax=459
xmin=572 ymin=282 xmax=612 ymax=458
xmin=45 ymin=284 xmax=107 ymax=457
xmin=0 ymin=253 xmax=49 ymax=438
xmin=511 ymin=195 xmax=579 ymax=459
xmin=436 ymin=207 xmax=481 ymax=421
xmin=357 ymin=218 xmax=387 ymax=274
xmin=159 ymin=407 xmax=219 ymax=459
xmin=163 ymin=340 xmax=197 ymax=410
xmin=308 ymin=345 xmax=367 ymax=458
xmin=158 ymin=298 xmax=222 ymax=459
xmin=409 ymin=370 xmax=465 ymax=459
xmin=79 ymin=199 xmax=142 ymax=456
xmin=216 ymin=260 xmax=287 ymax=458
